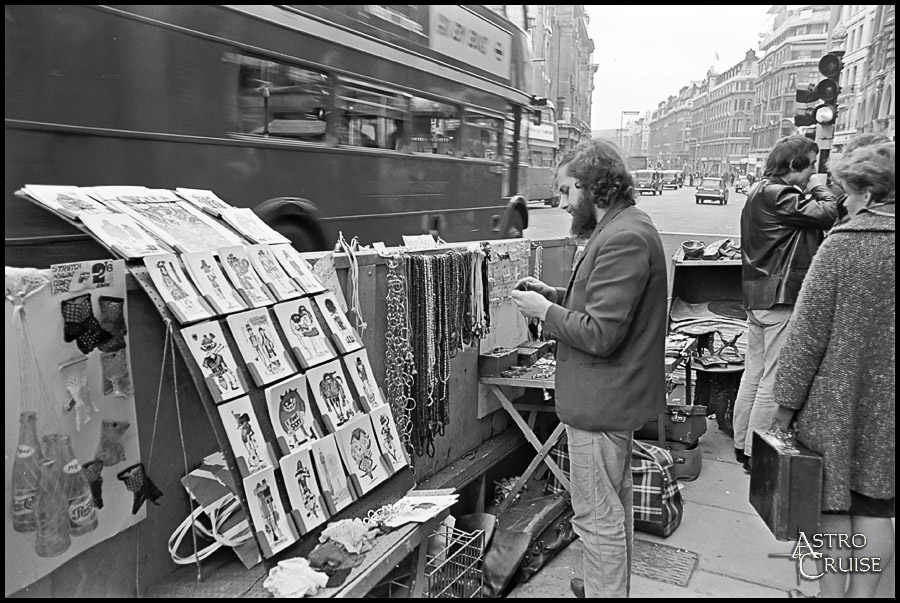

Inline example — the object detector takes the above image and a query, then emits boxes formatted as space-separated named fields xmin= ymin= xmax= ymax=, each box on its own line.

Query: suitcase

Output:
xmin=639 ymin=439 xmax=702 ymax=482
xmin=634 ymin=404 xmax=707 ymax=445
xmin=749 ymin=430 xmax=822 ymax=541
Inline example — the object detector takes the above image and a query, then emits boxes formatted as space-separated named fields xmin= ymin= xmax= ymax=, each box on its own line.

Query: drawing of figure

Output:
xmin=379 ymin=413 xmax=399 ymax=463
xmin=258 ymin=326 xmax=281 ymax=372
xmin=355 ymin=357 xmax=375 ymax=404
xmin=350 ymin=428 xmax=376 ymax=480
xmin=318 ymin=449 xmax=334 ymax=496
xmin=334 ymin=375 xmax=354 ymax=421
xmin=319 ymin=372 xmax=348 ymax=425
xmin=286 ymin=256 xmax=321 ymax=292
xmin=56 ymin=192 xmax=96 ymax=214
xmin=226 ymin=253 xmax=268 ymax=304
xmin=324 ymin=298 xmax=357 ymax=345
xmin=99 ymin=219 xmax=130 ymax=247
xmin=290 ymin=306 xmax=329 ymax=358
xmin=157 ymin=260 xmax=187 ymax=300
xmin=253 ymin=479 xmax=283 ymax=542
xmin=198 ymin=333 xmax=239 ymax=392
xmin=200 ymin=259 xmax=225 ymax=299
xmin=257 ymin=249 xmax=282 ymax=280
xmin=295 ymin=461 xmax=320 ymax=517
xmin=234 ymin=412 xmax=263 ymax=469
xmin=278 ymin=388 xmax=312 ymax=447
xmin=246 ymin=323 xmax=264 ymax=364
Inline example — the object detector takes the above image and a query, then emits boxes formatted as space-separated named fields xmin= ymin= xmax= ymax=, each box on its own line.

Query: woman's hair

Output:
xmin=763 ymin=135 xmax=819 ymax=178
xmin=828 ymin=142 xmax=895 ymax=206
xmin=843 ymin=132 xmax=890 ymax=154
xmin=563 ymin=138 xmax=636 ymax=208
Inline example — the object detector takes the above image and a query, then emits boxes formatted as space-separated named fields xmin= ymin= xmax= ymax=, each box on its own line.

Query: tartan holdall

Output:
xmin=632 ymin=440 xmax=684 ymax=538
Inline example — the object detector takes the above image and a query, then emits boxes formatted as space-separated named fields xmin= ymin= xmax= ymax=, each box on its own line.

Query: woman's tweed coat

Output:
xmin=774 ymin=205 xmax=895 ymax=511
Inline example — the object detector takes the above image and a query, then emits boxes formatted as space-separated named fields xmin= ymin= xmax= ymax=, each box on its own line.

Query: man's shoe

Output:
xmin=742 ymin=457 xmax=752 ymax=473
xmin=570 ymin=578 xmax=585 ymax=598
xmin=734 ymin=447 xmax=748 ymax=464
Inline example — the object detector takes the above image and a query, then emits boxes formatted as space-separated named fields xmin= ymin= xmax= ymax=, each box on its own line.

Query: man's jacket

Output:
xmin=740 ymin=178 xmax=837 ymax=309
xmin=543 ymin=203 xmax=668 ymax=432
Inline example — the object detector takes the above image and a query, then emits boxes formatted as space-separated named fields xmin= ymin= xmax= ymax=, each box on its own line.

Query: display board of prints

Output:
xmin=5 ymin=260 xmax=142 ymax=596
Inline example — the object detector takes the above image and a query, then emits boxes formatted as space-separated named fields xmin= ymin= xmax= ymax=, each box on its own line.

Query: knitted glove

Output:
xmin=82 ymin=459 xmax=105 ymax=510
xmin=95 ymin=420 xmax=130 ymax=467
xmin=60 ymin=356 xmax=98 ymax=430
xmin=117 ymin=463 xmax=163 ymax=515
xmin=98 ymin=296 xmax=127 ymax=352
xmin=61 ymin=294 xmax=113 ymax=354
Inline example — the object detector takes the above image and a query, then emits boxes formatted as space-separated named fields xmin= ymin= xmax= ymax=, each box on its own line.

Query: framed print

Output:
xmin=343 ymin=348 xmax=385 ymax=411
xmin=225 ymin=309 xmax=296 ymax=386
xmin=220 ymin=207 xmax=290 ymax=245
xmin=143 ymin=253 xmax=214 ymax=324
xmin=182 ymin=251 xmax=248 ymax=315
xmin=80 ymin=213 xmax=169 ymax=260
xmin=279 ymin=446 xmax=329 ymax=533
xmin=101 ymin=189 xmax=244 ymax=253
xmin=242 ymin=467 xmax=297 ymax=556
xmin=264 ymin=374 xmax=320 ymax=453
xmin=247 ymin=244 xmax=303 ymax=301
xmin=218 ymin=246 xmax=275 ymax=308
xmin=180 ymin=320 xmax=248 ymax=402
xmin=334 ymin=413 xmax=389 ymax=495
xmin=175 ymin=187 xmax=233 ymax=217
xmin=305 ymin=359 xmax=360 ymax=432
xmin=369 ymin=404 xmax=408 ymax=473
xmin=312 ymin=292 xmax=363 ymax=354
xmin=310 ymin=434 xmax=355 ymax=514
xmin=270 ymin=244 xmax=327 ymax=295
xmin=217 ymin=396 xmax=274 ymax=476
xmin=271 ymin=298 xmax=336 ymax=369
xmin=20 ymin=184 xmax=115 ymax=221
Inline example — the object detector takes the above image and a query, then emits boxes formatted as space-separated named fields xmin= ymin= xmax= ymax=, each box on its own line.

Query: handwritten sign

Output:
xmin=51 ymin=260 xmax=116 ymax=296
xmin=402 ymin=235 xmax=439 ymax=251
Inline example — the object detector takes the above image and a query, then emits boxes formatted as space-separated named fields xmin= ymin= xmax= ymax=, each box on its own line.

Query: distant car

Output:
xmin=695 ymin=177 xmax=729 ymax=205
xmin=735 ymin=175 xmax=751 ymax=194
xmin=660 ymin=169 xmax=682 ymax=190
xmin=633 ymin=169 xmax=663 ymax=195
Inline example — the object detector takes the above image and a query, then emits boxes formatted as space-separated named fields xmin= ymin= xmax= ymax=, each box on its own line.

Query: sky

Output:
xmin=587 ymin=5 xmax=774 ymax=131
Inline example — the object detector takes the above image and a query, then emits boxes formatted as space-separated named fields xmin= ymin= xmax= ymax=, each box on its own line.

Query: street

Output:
xmin=525 ymin=184 xmax=747 ymax=240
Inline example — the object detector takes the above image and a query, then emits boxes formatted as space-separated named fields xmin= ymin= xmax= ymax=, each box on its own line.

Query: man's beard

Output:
xmin=569 ymin=197 xmax=597 ymax=237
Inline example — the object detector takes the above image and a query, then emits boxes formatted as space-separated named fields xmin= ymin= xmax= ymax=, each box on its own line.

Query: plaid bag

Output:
xmin=631 ymin=440 xmax=684 ymax=537
xmin=544 ymin=431 xmax=570 ymax=495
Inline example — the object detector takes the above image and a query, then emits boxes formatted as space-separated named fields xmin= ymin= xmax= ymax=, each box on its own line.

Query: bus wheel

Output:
xmin=503 ymin=211 xmax=526 ymax=239
xmin=255 ymin=197 xmax=327 ymax=252
xmin=273 ymin=219 xmax=327 ymax=252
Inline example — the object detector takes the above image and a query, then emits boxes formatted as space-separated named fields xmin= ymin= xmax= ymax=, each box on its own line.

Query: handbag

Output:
xmin=749 ymin=429 xmax=822 ymax=541
xmin=631 ymin=440 xmax=684 ymax=538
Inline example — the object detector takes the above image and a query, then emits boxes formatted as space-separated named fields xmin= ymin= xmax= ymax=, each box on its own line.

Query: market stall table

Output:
xmin=480 ymin=338 xmax=697 ymax=512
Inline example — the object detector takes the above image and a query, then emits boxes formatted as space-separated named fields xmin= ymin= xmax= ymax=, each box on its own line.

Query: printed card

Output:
xmin=305 ymin=359 xmax=360 ymax=432
xmin=217 ymin=396 xmax=274 ymax=476
xmin=143 ymin=253 xmax=213 ymax=324
xmin=225 ymin=309 xmax=296 ymax=386
xmin=279 ymin=445 xmax=328 ymax=533
xmin=335 ymin=413 xmax=390 ymax=495
xmin=310 ymin=434 xmax=355 ymax=513
xmin=342 ymin=348 xmax=385 ymax=411
xmin=369 ymin=404 xmax=408 ymax=473
xmin=247 ymin=244 xmax=303 ymax=301
xmin=271 ymin=298 xmax=336 ymax=369
xmin=218 ymin=246 xmax=275 ymax=308
xmin=242 ymin=466 xmax=297 ymax=556
xmin=264 ymin=374 xmax=320 ymax=453
xmin=270 ymin=244 xmax=327 ymax=295
xmin=180 ymin=320 xmax=248 ymax=402
xmin=312 ymin=291 xmax=363 ymax=354
xmin=182 ymin=251 xmax=248 ymax=315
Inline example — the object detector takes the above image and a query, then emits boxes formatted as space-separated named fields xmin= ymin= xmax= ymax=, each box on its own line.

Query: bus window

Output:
xmin=235 ymin=55 xmax=330 ymax=140
xmin=463 ymin=112 xmax=503 ymax=160
xmin=407 ymin=96 xmax=459 ymax=155
xmin=336 ymin=79 xmax=408 ymax=149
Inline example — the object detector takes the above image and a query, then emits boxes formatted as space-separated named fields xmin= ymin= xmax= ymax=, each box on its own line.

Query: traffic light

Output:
xmin=793 ymin=51 xmax=844 ymax=127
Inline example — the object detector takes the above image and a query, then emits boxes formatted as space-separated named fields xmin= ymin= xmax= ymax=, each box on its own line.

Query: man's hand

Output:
xmin=511 ymin=290 xmax=553 ymax=320
xmin=771 ymin=406 xmax=796 ymax=433
xmin=513 ymin=277 xmax=556 ymax=302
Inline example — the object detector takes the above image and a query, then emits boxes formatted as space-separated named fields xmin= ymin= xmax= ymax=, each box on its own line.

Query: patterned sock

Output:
xmin=98 ymin=296 xmax=127 ymax=352
xmin=100 ymin=350 xmax=134 ymax=398
xmin=82 ymin=459 xmax=105 ymax=510
xmin=95 ymin=420 xmax=130 ymax=467
xmin=117 ymin=463 xmax=163 ymax=515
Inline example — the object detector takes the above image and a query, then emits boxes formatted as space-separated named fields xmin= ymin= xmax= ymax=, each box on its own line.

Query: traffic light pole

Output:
xmin=816 ymin=123 xmax=834 ymax=173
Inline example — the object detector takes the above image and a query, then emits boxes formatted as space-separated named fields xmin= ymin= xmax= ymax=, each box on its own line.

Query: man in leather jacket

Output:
xmin=733 ymin=135 xmax=838 ymax=469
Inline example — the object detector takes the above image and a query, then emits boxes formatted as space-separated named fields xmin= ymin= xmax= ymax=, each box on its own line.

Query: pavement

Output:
xmin=507 ymin=416 xmax=895 ymax=598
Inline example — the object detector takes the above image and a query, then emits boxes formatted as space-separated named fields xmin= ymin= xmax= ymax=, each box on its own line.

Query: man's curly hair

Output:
xmin=563 ymin=138 xmax=636 ymax=209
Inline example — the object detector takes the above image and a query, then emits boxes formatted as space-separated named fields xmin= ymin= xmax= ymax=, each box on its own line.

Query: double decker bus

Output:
xmin=520 ymin=102 xmax=560 ymax=206
xmin=5 ymin=5 xmax=540 ymax=261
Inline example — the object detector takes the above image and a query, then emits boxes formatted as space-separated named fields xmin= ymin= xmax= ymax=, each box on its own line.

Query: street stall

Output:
xmin=5 ymin=184 xmax=585 ymax=598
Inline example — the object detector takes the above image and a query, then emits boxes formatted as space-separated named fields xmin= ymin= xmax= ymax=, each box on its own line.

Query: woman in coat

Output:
xmin=774 ymin=143 xmax=894 ymax=598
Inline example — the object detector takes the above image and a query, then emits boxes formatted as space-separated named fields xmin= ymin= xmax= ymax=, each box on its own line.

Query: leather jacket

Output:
xmin=741 ymin=177 xmax=838 ymax=309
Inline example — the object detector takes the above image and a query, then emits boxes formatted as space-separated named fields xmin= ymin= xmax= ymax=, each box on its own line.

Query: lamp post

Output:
xmin=620 ymin=110 xmax=639 ymax=152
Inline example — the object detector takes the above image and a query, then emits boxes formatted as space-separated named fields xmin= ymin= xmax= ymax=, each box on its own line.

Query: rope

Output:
xmin=337 ymin=231 xmax=367 ymax=337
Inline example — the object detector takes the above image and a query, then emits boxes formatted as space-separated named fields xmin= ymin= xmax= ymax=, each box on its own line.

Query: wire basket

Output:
xmin=424 ymin=525 xmax=485 ymax=598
